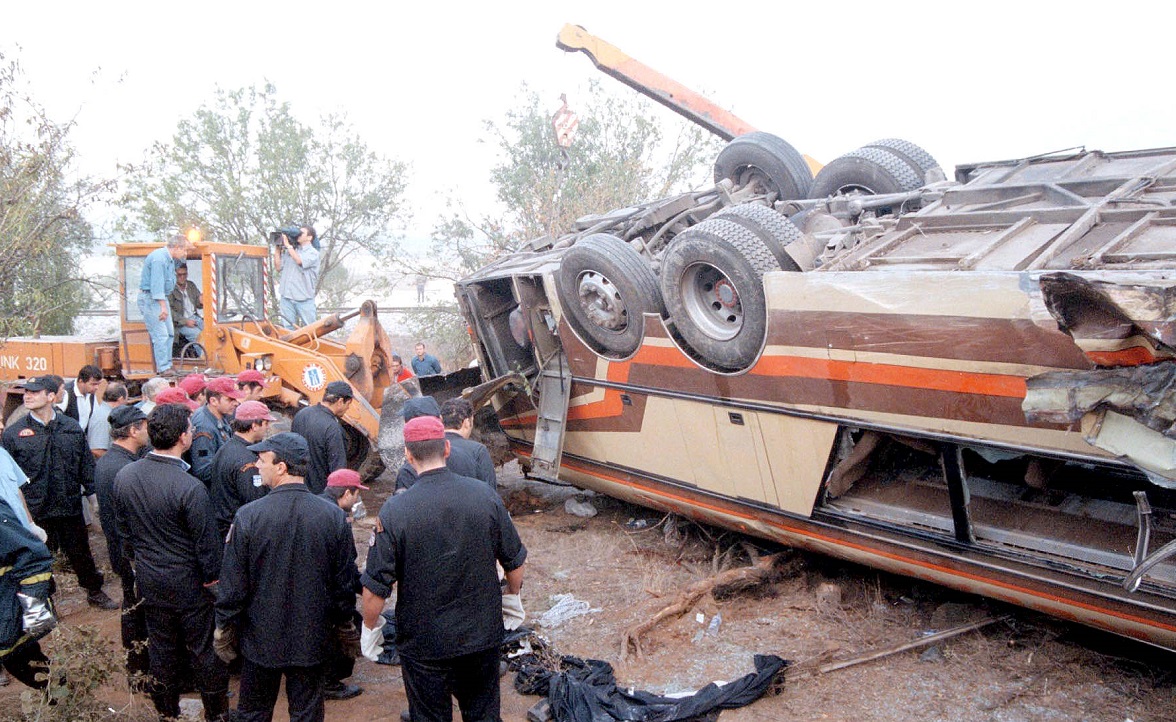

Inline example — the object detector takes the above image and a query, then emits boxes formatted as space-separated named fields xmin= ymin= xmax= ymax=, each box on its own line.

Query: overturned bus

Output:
xmin=454 ymin=135 xmax=1176 ymax=652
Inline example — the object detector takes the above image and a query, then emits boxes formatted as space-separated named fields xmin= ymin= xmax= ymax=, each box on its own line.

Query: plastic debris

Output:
xmin=564 ymin=497 xmax=598 ymax=518
xmin=537 ymin=593 xmax=601 ymax=628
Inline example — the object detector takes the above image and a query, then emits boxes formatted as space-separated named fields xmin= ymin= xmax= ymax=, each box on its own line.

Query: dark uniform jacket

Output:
xmin=216 ymin=483 xmax=357 ymax=668
xmin=444 ymin=431 xmax=497 ymax=490
xmin=1 ymin=412 xmax=94 ymax=520
xmin=190 ymin=406 xmax=233 ymax=487
xmin=290 ymin=404 xmax=347 ymax=494
xmin=0 ymin=498 xmax=53 ymax=656
xmin=361 ymin=467 xmax=526 ymax=661
xmin=112 ymin=453 xmax=221 ymax=609
xmin=208 ymin=435 xmax=267 ymax=541
xmin=93 ymin=443 xmax=142 ymax=580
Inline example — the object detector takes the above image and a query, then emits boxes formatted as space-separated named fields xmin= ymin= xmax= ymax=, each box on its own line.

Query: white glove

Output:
xmin=361 ymin=617 xmax=386 ymax=662
xmin=27 ymin=522 xmax=48 ymax=544
xmin=502 ymin=593 xmax=525 ymax=631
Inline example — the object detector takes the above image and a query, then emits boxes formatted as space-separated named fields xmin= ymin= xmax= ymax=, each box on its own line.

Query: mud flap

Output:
xmin=530 ymin=352 xmax=571 ymax=482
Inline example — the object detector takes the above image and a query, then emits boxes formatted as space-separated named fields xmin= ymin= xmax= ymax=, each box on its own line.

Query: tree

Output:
xmin=0 ymin=51 xmax=107 ymax=338
xmin=120 ymin=84 xmax=408 ymax=311
xmin=403 ymin=81 xmax=723 ymax=366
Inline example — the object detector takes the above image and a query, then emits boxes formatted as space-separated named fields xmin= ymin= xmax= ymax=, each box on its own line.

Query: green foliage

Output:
xmin=407 ymin=81 xmax=722 ymax=364
xmin=9 ymin=624 xmax=155 ymax=722
xmin=120 ymin=84 xmax=408 ymax=302
xmin=0 ymin=52 xmax=106 ymax=338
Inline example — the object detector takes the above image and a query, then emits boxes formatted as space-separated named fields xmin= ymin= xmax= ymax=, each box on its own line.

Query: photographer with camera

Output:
xmin=271 ymin=225 xmax=321 ymax=328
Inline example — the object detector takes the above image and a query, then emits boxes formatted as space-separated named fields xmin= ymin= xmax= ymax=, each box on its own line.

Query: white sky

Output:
xmin=6 ymin=1 xmax=1175 ymax=243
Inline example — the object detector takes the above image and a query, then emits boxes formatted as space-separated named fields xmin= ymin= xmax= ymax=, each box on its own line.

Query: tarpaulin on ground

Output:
xmin=513 ymin=651 xmax=788 ymax=722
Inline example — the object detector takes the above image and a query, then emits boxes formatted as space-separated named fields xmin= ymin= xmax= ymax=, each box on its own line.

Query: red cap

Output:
xmin=156 ymin=387 xmax=198 ymax=410
xmin=327 ymin=468 xmax=369 ymax=490
xmin=206 ymin=376 xmax=245 ymax=400
xmin=403 ymin=416 xmax=445 ymax=442
xmin=178 ymin=374 xmax=207 ymax=397
xmin=234 ymin=400 xmax=277 ymax=422
xmin=237 ymin=369 xmax=265 ymax=385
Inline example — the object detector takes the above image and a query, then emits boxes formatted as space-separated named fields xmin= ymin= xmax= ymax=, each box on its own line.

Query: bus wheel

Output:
xmin=714 ymin=132 xmax=813 ymax=200
xmin=556 ymin=233 xmax=664 ymax=357
xmin=660 ymin=218 xmax=779 ymax=371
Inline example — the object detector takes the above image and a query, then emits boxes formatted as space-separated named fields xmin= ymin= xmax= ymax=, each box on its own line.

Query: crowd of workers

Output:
xmin=0 ymin=357 xmax=527 ymax=722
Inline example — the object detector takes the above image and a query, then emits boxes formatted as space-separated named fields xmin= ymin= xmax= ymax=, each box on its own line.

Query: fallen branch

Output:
xmin=620 ymin=553 xmax=791 ymax=660
xmin=790 ymin=615 xmax=1009 ymax=678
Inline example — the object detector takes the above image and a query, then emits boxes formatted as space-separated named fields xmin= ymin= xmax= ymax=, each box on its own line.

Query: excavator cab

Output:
xmin=116 ymin=241 xmax=272 ymax=378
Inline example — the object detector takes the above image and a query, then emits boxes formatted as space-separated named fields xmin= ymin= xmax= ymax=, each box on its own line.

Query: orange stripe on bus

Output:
xmin=752 ymin=355 xmax=1027 ymax=398
xmin=1085 ymin=347 xmax=1159 ymax=367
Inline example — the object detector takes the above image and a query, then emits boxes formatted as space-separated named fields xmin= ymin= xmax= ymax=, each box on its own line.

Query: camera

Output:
xmin=268 ymin=227 xmax=302 ymax=245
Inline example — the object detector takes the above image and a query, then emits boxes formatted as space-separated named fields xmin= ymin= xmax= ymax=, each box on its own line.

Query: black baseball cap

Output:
xmin=13 ymin=377 xmax=56 ymax=392
xmin=248 ymin=432 xmax=309 ymax=466
xmin=401 ymin=395 xmax=441 ymax=421
xmin=109 ymin=405 xmax=148 ymax=429
xmin=325 ymin=381 xmax=354 ymax=399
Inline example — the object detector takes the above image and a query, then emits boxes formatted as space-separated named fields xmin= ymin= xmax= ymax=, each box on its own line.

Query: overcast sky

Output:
xmin=7 ymin=1 xmax=1174 ymax=244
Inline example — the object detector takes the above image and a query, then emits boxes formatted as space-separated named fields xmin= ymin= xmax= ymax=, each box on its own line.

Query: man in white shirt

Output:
xmin=58 ymin=365 xmax=104 ymax=433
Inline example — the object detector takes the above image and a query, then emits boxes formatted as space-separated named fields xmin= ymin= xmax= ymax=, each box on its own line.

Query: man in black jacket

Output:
xmin=439 ymin=398 xmax=497 ymax=490
xmin=92 ymin=405 xmax=150 ymax=675
xmin=392 ymin=395 xmax=442 ymax=493
xmin=290 ymin=381 xmax=352 ymax=494
xmin=208 ymin=400 xmax=276 ymax=541
xmin=361 ymin=416 xmax=526 ymax=722
xmin=0 ymin=376 xmax=116 ymax=610
xmin=113 ymin=403 xmax=229 ymax=721
xmin=215 ymin=432 xmax=360 ymax=722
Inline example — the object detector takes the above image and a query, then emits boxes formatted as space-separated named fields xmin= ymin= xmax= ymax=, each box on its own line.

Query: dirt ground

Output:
xmin=3 ymin=461 xmax=1174 ymax=721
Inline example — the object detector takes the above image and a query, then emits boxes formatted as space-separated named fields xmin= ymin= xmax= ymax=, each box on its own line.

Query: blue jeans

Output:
xmin=280 ymin=297 xmax=318 ymax=328
xmin=177 ymin=316 xmax=204 ymax=343
xmin=138 ymin=291 xmax=174 ymax=372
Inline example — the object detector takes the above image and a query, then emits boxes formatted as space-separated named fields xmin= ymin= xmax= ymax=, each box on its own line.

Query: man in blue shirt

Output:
xmin=410 ymin=342 xmax=442 ymax=377
xmin=138 ymin=234 xmax=191 ymax=375
xmin=273 ymin=225 xmax=321 ymax=328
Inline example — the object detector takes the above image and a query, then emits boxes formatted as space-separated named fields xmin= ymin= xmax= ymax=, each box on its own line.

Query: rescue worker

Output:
xmin=439 ymin=398 xmax=497 ymax=490
xmin=215 ymin=432 xmax=360 ymax=722
xmin=319 ymin=468 xmax=367 ymax=700
xmin=290 ymin=381 xmax=352 ymax=494
xmin=179 ymin=373 xmax=209 ymax=406
xmin=361 ymin=415 xmax=527 ymax=722
xmin=155 ymin=386 xmax=199 ymax=410
xmin=208 ymin=400 xmax=276 ymax=542
xmin=92 ymin=404 xmax=150 ymax=676
xmin=236 ymin=369 xmax=267 ymax=402
xmin=190 ymin=377 xmax=244 ymax=486
xmin=0 ymin=376 xmax=117 ymax=610
xmin=112 ymin=402 xmax=229 ymax=721
xmin=393 ymin=395 xmax=442 ymax=493
xmin=0 ymin=496 xmax=55 ymax=690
